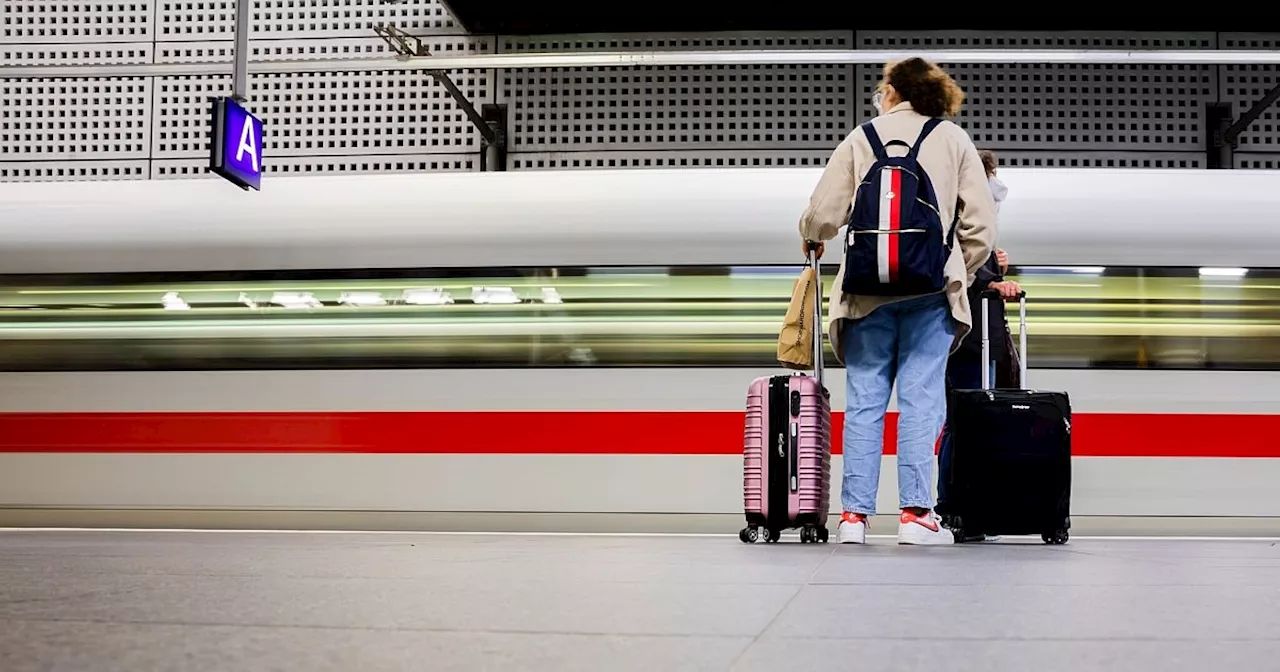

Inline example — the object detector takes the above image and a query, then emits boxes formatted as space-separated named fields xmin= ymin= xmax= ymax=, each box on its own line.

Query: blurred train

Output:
xmin=0 ymin=167 xmax=1277 ymax=533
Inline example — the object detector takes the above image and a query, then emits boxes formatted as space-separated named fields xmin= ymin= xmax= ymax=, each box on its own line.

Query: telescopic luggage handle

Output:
xmin=980 ymin=288 xmax=1028 ymax=391
xmin=806 ymin=241 xmax=824 ymax=387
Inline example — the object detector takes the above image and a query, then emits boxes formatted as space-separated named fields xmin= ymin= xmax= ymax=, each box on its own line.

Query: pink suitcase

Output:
xmin=740 ymin=249 xmax=833 ymax=543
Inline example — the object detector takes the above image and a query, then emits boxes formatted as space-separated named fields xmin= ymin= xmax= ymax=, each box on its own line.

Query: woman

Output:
xmin=934 ymin=150 xmax=1021 ymax=530
xmin=799 ymin=58 xmax=997 ymax=545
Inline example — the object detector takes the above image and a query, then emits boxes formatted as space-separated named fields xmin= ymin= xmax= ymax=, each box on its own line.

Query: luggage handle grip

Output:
xmin=980 ymin=288 xmax=1026 ymax=301
xmin=805 ymin=241 xmax=824 ymax=387
xmin=980 ymin=289 xmax=1028 ymax=391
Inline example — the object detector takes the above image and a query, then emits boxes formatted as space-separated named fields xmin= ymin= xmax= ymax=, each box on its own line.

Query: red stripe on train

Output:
xmin=0 ymin=411 xmax=1274 ymax=457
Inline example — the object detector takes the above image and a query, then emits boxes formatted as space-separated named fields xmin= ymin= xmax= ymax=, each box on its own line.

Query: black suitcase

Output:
xmin=942 ymin=289 xmax=1073 ymax=545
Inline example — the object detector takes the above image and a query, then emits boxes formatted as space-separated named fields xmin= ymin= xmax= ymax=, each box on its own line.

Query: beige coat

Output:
xmin=798 ymin=102 xmax=997 ymax=362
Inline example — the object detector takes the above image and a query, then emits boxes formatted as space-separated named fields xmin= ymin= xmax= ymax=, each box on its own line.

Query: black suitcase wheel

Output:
xmin=739 ymin=527 xmax=759 ymax=543
xmin=1042 ymin=530 xmax=1069 ymax=545
xmin=799 ymin=527 xmax=813 ymax=543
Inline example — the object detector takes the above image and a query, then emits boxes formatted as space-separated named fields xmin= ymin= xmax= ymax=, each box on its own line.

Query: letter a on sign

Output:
xmin=210 ymin=97 xmax=264 ymax=191
xmin=236 ymin=116 xmax=259 ymax=172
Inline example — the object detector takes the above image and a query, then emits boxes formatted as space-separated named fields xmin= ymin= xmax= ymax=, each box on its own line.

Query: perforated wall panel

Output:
xmin=152 ymin=153 xmax=475 ymax=179
xmin=1 ymin=77 xmax=153 ymax=161
xmin=150 ymin=36 xmax=493 ymax=161
xmin=1234 ymin=153 xmax=1280 ymax=169
xmin=992 ymin=150 xmax=1204 ymax=170
xmin=854 ymin=32 xmax=1217 ymax=165
xmin=154 ymin=0 xmax=463 ymax=41
xmin=6 ymin=19 xmax=1280 ymax=184
xmin=0 ymin=1 xmax=154 ymax=43
xmin=510 ymin=149 xmax=830 ymax=171
xmin=499 ymin=31 xmax=855 ymax=162
xmin=0 ymin=159 xmax=149 ymax=181
xmin=1 ymin=43 xmax=154 ymax=66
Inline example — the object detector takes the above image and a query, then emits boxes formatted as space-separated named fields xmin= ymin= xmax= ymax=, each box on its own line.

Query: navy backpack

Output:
xmin=841 ymin=118 xmax=959 ymax=297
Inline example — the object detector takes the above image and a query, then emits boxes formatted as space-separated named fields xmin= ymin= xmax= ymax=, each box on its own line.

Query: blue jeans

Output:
xmin=935 ymin=353 xmax=995 ymax=513
xmin=841 ymin=293 xmax=956 ymax=515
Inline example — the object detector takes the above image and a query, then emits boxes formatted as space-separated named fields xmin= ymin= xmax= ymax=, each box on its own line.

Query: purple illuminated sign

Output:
xmin=209 ymin=97 xmax=264 ymax=191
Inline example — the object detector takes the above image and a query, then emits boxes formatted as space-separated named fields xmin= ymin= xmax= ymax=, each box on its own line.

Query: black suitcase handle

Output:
xmin=979 ymin=289 xmax=1028 ymax=390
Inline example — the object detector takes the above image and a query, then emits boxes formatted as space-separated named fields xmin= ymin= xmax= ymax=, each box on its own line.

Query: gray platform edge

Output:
xmin=2 ymin=509 xmax=1279 ymax=536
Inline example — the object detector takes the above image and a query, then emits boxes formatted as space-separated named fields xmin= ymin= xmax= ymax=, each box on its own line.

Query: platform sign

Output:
xmin=209 ymin=97 xmax=264 ymax=191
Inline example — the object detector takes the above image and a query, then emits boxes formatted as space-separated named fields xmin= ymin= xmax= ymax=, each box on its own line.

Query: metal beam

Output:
xmin=372 ymin=24 xmax=496 ymax=145
xmin=1206 ymin=102 xmax=1234 ymax=170
xmin=426 ymin=69 xmax=496 ymax=146
xmin=1224 ymin=81 xmax=1280 ymax=144
xmin=231 ymin=0 xmax=249 ymax=100
xmin=7 ymin=49 xmax=1280 ymax=79
xmin=481 ymin=104 xmax=508 ymax=172
xmin=1206 ymin=80 xmax=1280 ymax=169
xmin=371 ymin=24 xmax=502 ymax=163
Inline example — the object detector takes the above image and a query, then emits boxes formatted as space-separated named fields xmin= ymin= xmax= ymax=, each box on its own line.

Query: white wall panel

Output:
xmin=1 ymin=77 xmax=153 ymax=161
xmin=0 ymin=1 xmax=154 ymax=44
xmin=151 ymin=153 xmax=476 ymax=179
xmin=0 ymin=159 xmax=149 ymax=182
xmin=854 ymin=31 xmax=1217 ymax=169
xmin=991 ymin=150 xmax=1204 ymax=170
xmin=1234 ymin=153 xmax=1280 ymax=169
xmin=5 ymin=20 xmax=1280 ymax=182
xmin=498 ymin=31 xmax=856 ymax=160
xmin=154 ymin=0 xmax=464 ymax=41
xmin=149 ymin=36 xmax=494 ymax=160
xmin=0 ymin=42 xmax=154 ymax=65
xmin=509 ymin=149 xmax=831 ymax=170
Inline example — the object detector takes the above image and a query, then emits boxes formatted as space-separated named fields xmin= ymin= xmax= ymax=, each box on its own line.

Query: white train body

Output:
xmin=0 ymin=168 xmax=1277 ymax=531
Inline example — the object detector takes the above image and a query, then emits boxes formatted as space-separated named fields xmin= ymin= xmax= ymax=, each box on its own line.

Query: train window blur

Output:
xmin=0 ymin=265 xmax=1276 ymax=371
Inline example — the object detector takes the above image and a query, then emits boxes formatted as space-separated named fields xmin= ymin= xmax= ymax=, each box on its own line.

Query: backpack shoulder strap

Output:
xmin=907 ymin=118 xmax=943 ymax=159
xmin=860 ymin=122 xmax=888 ymax=162
xmin=945 ymin=197 xmax=961 ymax=248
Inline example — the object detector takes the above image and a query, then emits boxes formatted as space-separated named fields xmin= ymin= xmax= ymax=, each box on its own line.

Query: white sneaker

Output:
xmin=838 ymin=512 xmax=867 ymax=544
xmin=897 ymin=510 xmax=954 ymax=545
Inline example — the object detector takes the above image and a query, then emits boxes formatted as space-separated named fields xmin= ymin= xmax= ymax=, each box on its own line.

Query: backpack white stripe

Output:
xmin=877 ymin=168 xmax=893 ymax=284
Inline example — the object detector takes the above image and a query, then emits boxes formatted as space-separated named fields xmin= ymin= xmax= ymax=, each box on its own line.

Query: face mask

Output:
xmin=872 ymin=91 xmax=884 ymax=113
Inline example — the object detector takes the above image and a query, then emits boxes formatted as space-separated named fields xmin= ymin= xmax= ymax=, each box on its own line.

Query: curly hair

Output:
xmin=882 ymin=57 xmax=965 ymax=118
xmin=978 ymin=149 xmax=998 ymax=176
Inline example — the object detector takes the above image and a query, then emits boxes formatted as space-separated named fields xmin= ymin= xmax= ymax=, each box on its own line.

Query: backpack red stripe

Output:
xmin=887 ymin=168 xmax=901 ymax=282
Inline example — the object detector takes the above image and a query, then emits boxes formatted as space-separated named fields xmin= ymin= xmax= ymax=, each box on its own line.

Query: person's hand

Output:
xmin=995 ymin=248 xmax=1009 ymax=273
xmin=987 ymin=280 xmax=1021 ymax=300
xmin=803 ymin=240 xmax=825 ymax=259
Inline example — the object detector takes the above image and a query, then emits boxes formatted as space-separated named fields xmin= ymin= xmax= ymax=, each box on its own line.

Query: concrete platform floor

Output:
xmin=1 ymin=530 xmax=1278 ymax=671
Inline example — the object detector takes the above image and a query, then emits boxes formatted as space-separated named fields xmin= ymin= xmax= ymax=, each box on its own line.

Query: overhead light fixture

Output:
xmin=339 ymin=291 xmax=387 ymax=307
xmin=402 ymin=288 xmax=454 ymax=305
xmin=1019 ymin=266 xmax=1104 ymax=275
xmin=1199 ymin=267 xmax=1247 ymax=277
xmin=10 ymin=50 xmax=1280 ymax=79
xmin=472 ymin=287 xmax=521 ymax=305
xmin=270 ymin=292 xmax=323 ymax=309
xmin=161 ymin=291 xmax=190 ymax=311
xmin=541 ymin=287 xmax=563 ymax=304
